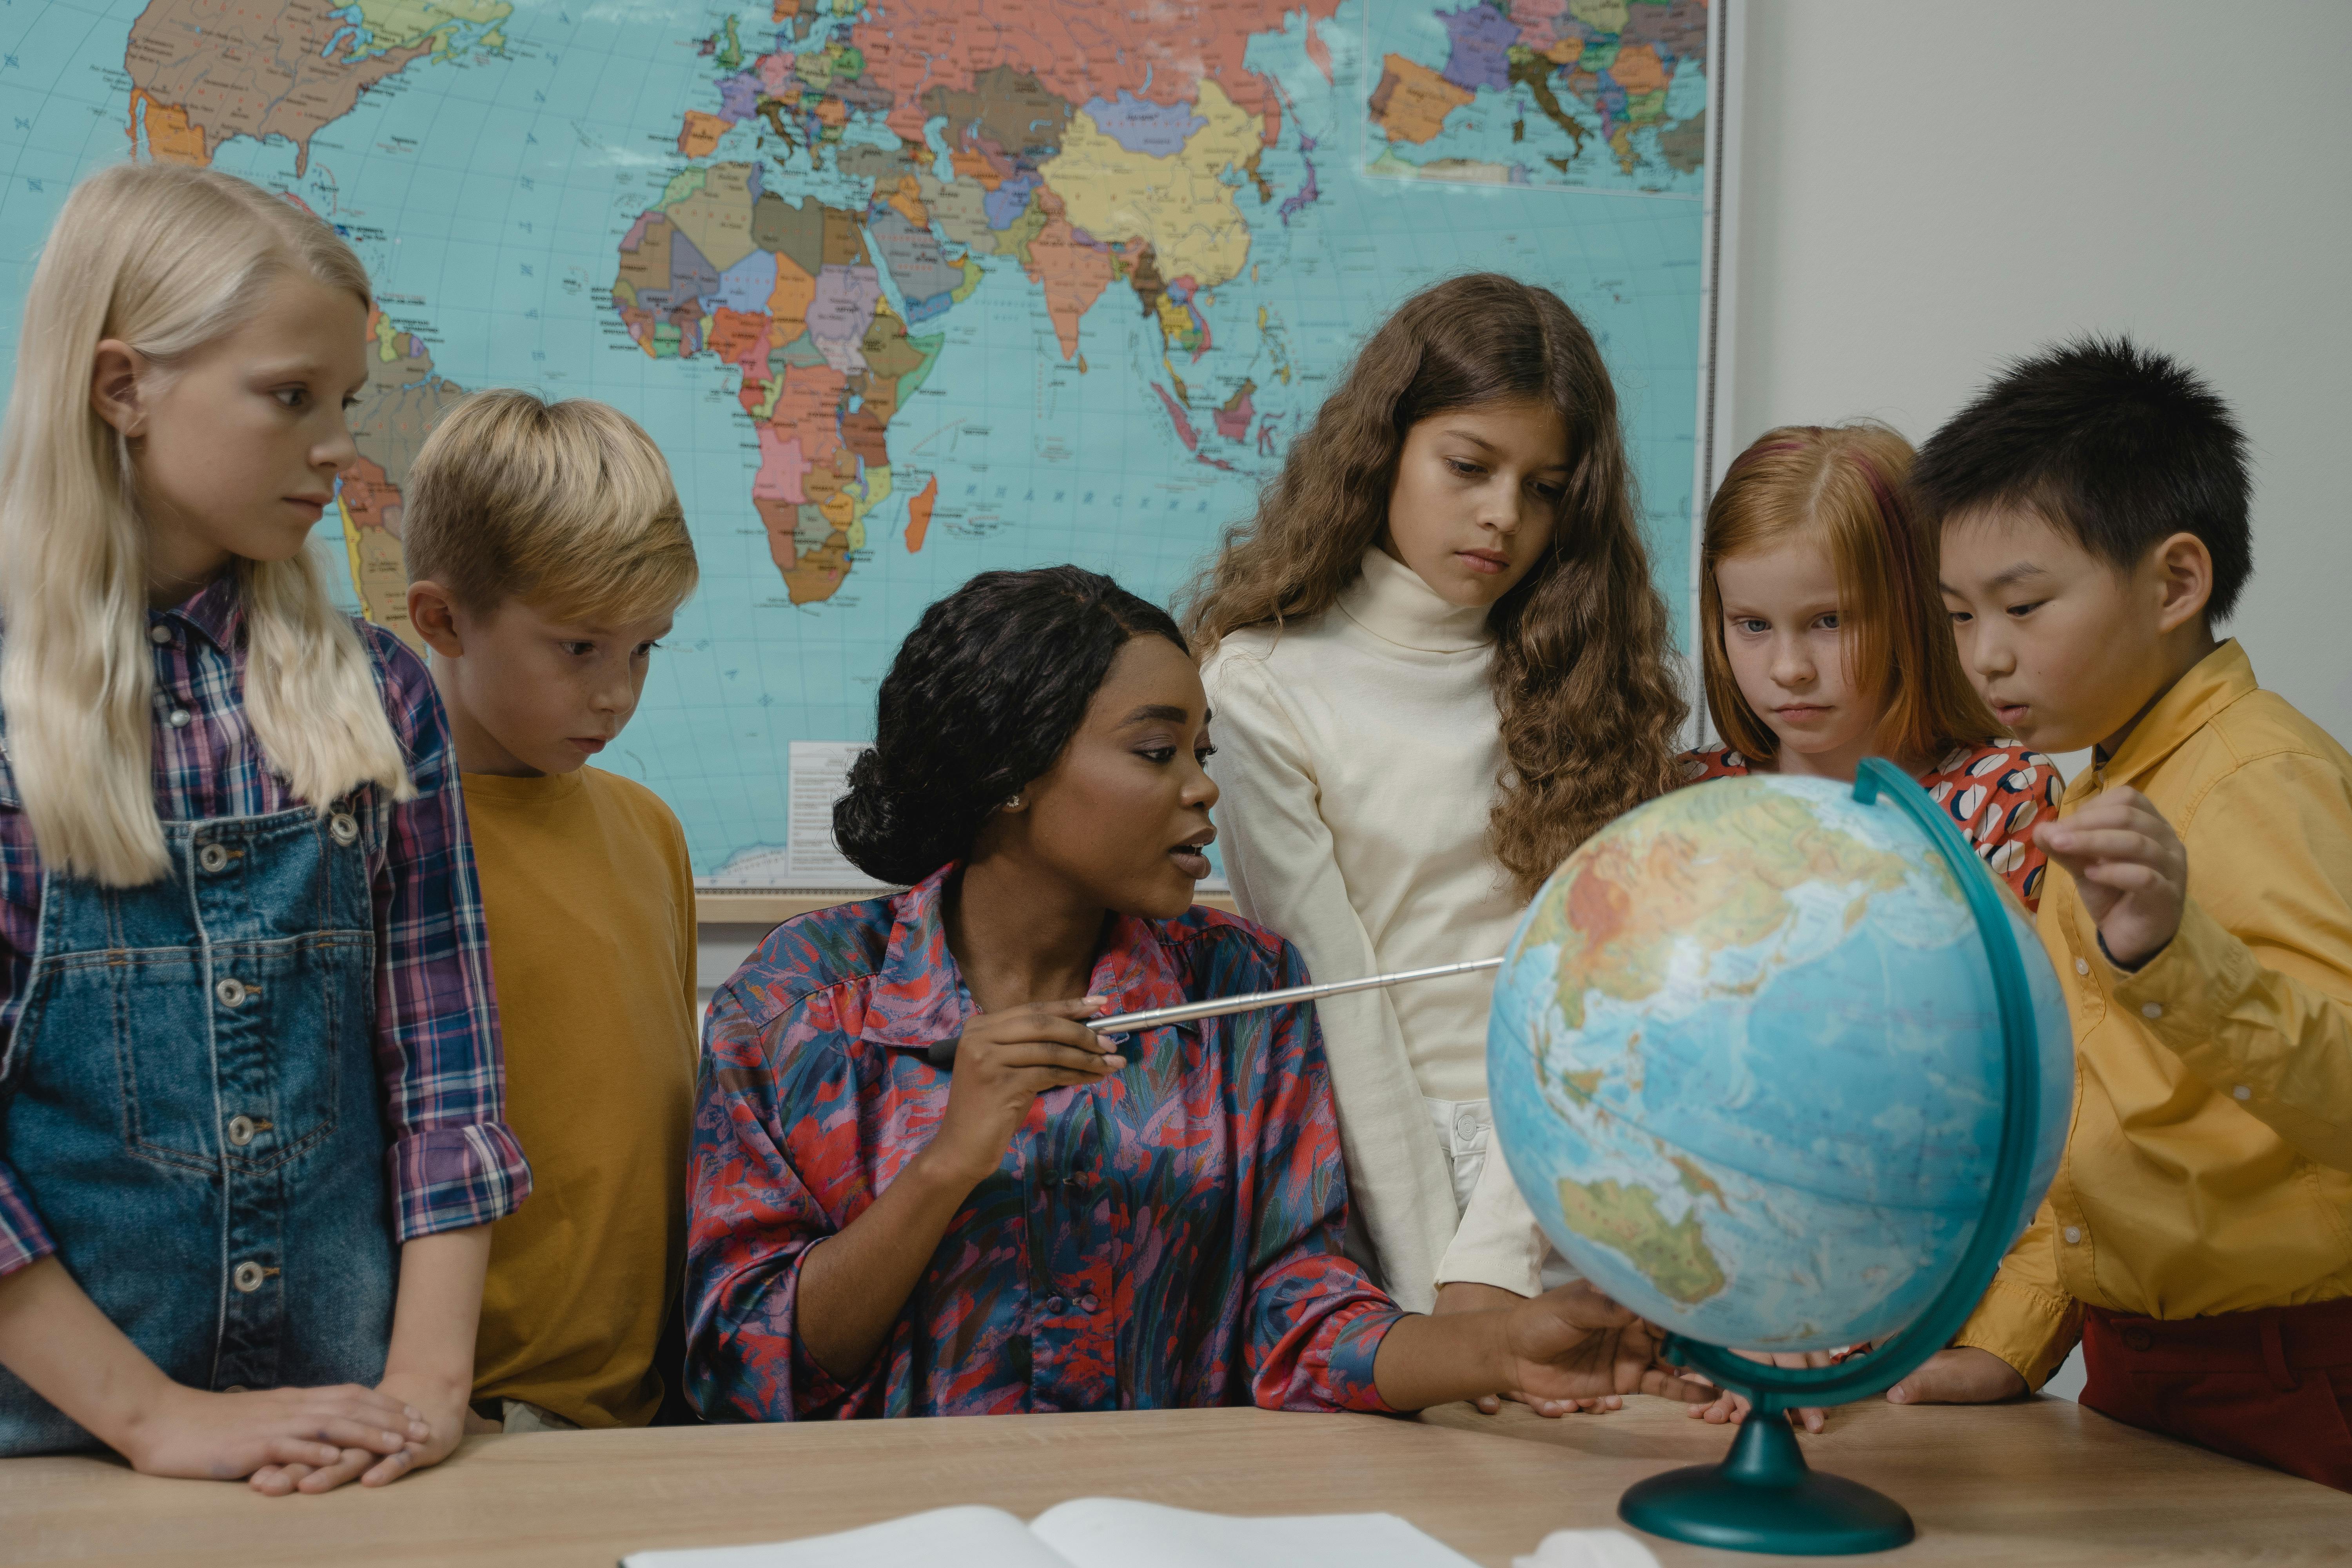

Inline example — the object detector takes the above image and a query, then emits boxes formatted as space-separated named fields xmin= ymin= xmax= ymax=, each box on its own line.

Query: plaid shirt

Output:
xmin=0 ymin=577 xmax=529 ymax=1276
xmin=688 ymin=864 xmax=1403 ymax=1420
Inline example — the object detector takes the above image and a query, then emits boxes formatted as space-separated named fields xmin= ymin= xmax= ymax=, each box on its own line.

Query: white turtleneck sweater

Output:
xmin=1202 ymin=547 xmax=1548 ymax=1308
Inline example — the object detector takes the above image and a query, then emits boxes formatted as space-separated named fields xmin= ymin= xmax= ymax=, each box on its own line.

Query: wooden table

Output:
xmin=5 ymin=1396 xmax=2347 ymax=1566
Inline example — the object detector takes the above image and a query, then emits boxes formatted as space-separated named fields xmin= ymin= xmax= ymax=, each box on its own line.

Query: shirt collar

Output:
xmin=863 ymin=864 xmax=1198 ymax=1054
xmin=1335 ymin=546 xmax=1494 ymax=654
xmin=2091 ymin=639 xmax=2258 ymax=793
xmin=147 ymin=573 xmax=243 ymax=653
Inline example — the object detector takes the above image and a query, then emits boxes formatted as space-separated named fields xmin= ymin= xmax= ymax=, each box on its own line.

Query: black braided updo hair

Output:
xmin=833 ymin=566 xmax=1190 ymax=886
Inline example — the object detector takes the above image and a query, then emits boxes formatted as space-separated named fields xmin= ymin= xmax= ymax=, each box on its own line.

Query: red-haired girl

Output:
xmin=1685 ymin=423 xmax=2061 ymax=908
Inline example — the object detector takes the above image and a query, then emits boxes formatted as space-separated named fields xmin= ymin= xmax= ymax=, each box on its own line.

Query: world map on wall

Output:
xmin=0 ymin=0 xmax=1711 ymax=885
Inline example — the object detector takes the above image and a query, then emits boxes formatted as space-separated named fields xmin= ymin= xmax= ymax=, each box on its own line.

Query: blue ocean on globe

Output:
xmin=1489 ymin=772 xmax=2074 ymax=1352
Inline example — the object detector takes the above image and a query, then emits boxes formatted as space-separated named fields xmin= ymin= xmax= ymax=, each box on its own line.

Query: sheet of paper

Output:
xmin=621 ymin=1505 xmax=1074 ymax=1568
xmin=786 ymin=740 xmax=875 ymax=886
xmin=1029 ymin=1498 xmax=1478 ymax=1568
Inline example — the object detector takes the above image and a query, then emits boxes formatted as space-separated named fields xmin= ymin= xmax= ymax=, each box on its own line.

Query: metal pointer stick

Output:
xmin=924 ymin=956 xmax=1503 ymax=1067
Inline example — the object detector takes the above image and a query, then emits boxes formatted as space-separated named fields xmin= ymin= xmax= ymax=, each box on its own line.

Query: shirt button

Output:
xmin=214 ymin=978 xmax=248 ymax=1008
xmin=2233 ymin=1085 xmax=2252 ymax=1101
xmin=1044 ymin=1295 xmax=1066 ymax=1314
xmin=2063 ymin=1226 xmax=2083 ymax=1245
xmin=232 ymin=1260 xmax=267 ymax=1294
xmin=148 ymin=624 xmax=173 ymax=645
xmin=167 ymin=708 xmax=192 ymax=728
xmin=2141 ymin=1003 xmax=2163 ymax=1019
xmin=226 ymin=1114 xmax=258 ymax=1147
xmin=2074 ymin=958 xmax=2090 ymax=976
xmin=1080 ymin=1293 xmax=1100 ymax=1313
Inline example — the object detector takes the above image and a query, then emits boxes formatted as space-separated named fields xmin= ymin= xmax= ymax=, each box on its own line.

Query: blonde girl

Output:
xmin=0 ymin=164 xmax=528 ymax=1489
xmin=1185 ymin=274 xmax=1686 ymax=1367
xmin=1684 ymin=423 xmax=2060 ymax=909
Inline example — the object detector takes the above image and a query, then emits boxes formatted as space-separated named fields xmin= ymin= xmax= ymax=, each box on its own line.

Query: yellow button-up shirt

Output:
xmin=1956 ymin=641 xmax=2352 ymax=1388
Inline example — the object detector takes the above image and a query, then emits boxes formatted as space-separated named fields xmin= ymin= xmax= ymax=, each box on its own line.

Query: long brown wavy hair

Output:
xmin=1182 ymin=273 xmax=1686 ymax=898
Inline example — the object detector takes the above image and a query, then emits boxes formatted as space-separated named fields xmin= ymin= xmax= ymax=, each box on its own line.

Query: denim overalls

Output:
xmin=0 ymin=734 xmax=397 ymax=1455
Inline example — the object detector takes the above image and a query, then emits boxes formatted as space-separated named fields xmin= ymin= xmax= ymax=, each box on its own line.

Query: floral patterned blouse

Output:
xmin=1677 ymin=742 xmax=2064 ymax=910
xmin=686 ymin=864 xmax=1405 ymax=1421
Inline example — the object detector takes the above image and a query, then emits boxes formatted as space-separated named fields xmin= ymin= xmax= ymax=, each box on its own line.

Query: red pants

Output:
xmin=2082 ymin=1297 xmax=2352 ymax=1492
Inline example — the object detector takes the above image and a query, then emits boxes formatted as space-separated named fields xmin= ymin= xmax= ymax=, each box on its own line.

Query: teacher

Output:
xmin=683 ymin=565 xmax=1706 ymax=1421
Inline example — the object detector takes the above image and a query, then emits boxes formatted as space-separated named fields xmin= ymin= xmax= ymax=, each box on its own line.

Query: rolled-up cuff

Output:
xmin=1952 ymin=1272 xmax=2082 ymax=1390
xmin=387 ymin=1121 xmax=533 ymax=1241
xmin=0 ymin=1166 xmax=55 ymax=1278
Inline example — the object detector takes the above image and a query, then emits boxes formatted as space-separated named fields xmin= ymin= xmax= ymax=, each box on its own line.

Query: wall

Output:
xmin=1727 ymin=0 xmax=2352 ymax=772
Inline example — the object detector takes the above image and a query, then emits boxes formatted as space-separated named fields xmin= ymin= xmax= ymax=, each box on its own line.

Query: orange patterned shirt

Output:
xmin=1675 ymin=742 xmax=2065 ymax=911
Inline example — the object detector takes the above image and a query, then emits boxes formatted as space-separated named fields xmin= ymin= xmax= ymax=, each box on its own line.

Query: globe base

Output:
xmin=1618 ymin=1410 xmax=1915 ymax=1556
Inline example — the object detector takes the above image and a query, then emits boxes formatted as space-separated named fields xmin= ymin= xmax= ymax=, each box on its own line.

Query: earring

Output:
xmin=1002 ymin=794 xmax=1023 ymax=810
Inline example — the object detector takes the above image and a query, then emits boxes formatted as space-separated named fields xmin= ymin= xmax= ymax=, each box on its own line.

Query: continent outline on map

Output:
xmin=601 ymin=0 xmax=1350 ymax=606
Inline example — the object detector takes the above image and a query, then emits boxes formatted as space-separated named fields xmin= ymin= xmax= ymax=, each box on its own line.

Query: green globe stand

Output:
xmin=1615 ymin=758 xmax=2050 ymax=1556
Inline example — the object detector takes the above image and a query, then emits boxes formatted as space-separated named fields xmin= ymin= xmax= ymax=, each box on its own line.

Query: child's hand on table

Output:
xmin=1435 ymin=1280 xmax=1619 ymax=1417
xmin=1683 ymin=1347 xmax=1844 ymax=1433
xmin=2035 ymin=786 xmax=2187 ymax=968
xmin=120 ymin=1381 xmax=427 ymax=1490
xmin=1884 ymin=1346 xmax=2029 ymax=1405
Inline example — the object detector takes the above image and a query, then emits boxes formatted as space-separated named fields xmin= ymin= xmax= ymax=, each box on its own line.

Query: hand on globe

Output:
xmin=1497 ymin=1282 xmax=1716 ymax=1408
xmin=1434 ymin=1281 xmax=1620 ymax=1418
xmin=2034 ymin=786 xmax=2187 ymax=968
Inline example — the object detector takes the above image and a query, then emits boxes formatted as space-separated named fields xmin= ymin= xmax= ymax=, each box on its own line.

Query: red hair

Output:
xmin=1700 ymin=423 xmax=1998 ymax=764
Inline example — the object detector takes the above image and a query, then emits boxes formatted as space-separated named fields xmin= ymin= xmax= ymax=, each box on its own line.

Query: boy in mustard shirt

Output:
xmin=401 ymin=392 xmax=702 ymax=1430
xmin=1893 ymin=338 xmax=2352 ymax=1490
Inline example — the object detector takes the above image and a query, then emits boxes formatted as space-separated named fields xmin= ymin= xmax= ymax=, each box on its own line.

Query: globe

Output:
xmin=1486 ymin=760 xmax=2076 ymax=1554
xmin=1490 ymin=765 xmax=2074 ymax=1355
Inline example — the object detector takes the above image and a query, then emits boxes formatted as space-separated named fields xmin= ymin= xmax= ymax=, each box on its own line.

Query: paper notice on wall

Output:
xmin=788 ymin=741 xmax=877 ymax=886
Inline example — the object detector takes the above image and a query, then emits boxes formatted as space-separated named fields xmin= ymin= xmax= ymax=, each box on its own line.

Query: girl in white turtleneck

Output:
xmin=1185 ymin=277 xmax=1687 ymax=1398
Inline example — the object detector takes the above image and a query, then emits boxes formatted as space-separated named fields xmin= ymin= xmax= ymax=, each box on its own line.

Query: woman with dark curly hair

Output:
xmin=684 ymin=565 xmax=1709 ymax=1422
xmin=1184 ymin=275 xmax=1686 ymax=1348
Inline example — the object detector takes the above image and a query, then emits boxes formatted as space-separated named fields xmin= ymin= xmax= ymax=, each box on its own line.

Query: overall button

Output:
xmin=147 ymin=624 xmax=173 ymax=646
xmin=167 ymin=709 xmax=192 ymax=728
xmin=232 ymin=1261 xmax=268 ymax=1294
xmin=329 ymin=813 xmax=360 ymax=846
xmin=198 ymin=842 xmax=232 ymax=873
xmin=226 ymin=1114 xmax=258 ymax=1147
xmin=214 ymin=978 xmax=248 ymax=1008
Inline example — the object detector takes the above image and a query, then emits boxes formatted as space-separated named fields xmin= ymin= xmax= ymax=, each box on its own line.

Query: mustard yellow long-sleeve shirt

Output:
xmin=1957 ymin=641 xmax=2352 ymax=1388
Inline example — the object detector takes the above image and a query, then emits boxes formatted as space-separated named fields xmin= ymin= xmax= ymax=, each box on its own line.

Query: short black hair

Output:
xmin=1911 ymin=335 xmax=2251 ymax=620
xmin=833 ymin=566 xmax=1188 ymax=886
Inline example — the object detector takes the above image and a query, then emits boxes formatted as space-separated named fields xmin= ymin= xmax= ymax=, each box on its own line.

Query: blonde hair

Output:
xmin=0 ymin=162 xmax=412 ymax=888
xmin=1700 ymin=423 xmax=1998 ymax=764
xmin=400 ymin=390 xmax=697 ymax=624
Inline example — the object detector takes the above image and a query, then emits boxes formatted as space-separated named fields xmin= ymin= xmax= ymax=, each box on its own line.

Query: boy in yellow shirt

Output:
xmin=1895 ymin=338 xmax=2352 ymax=1490
xmin=401 ymin=392 xmax=702 ymax=1430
